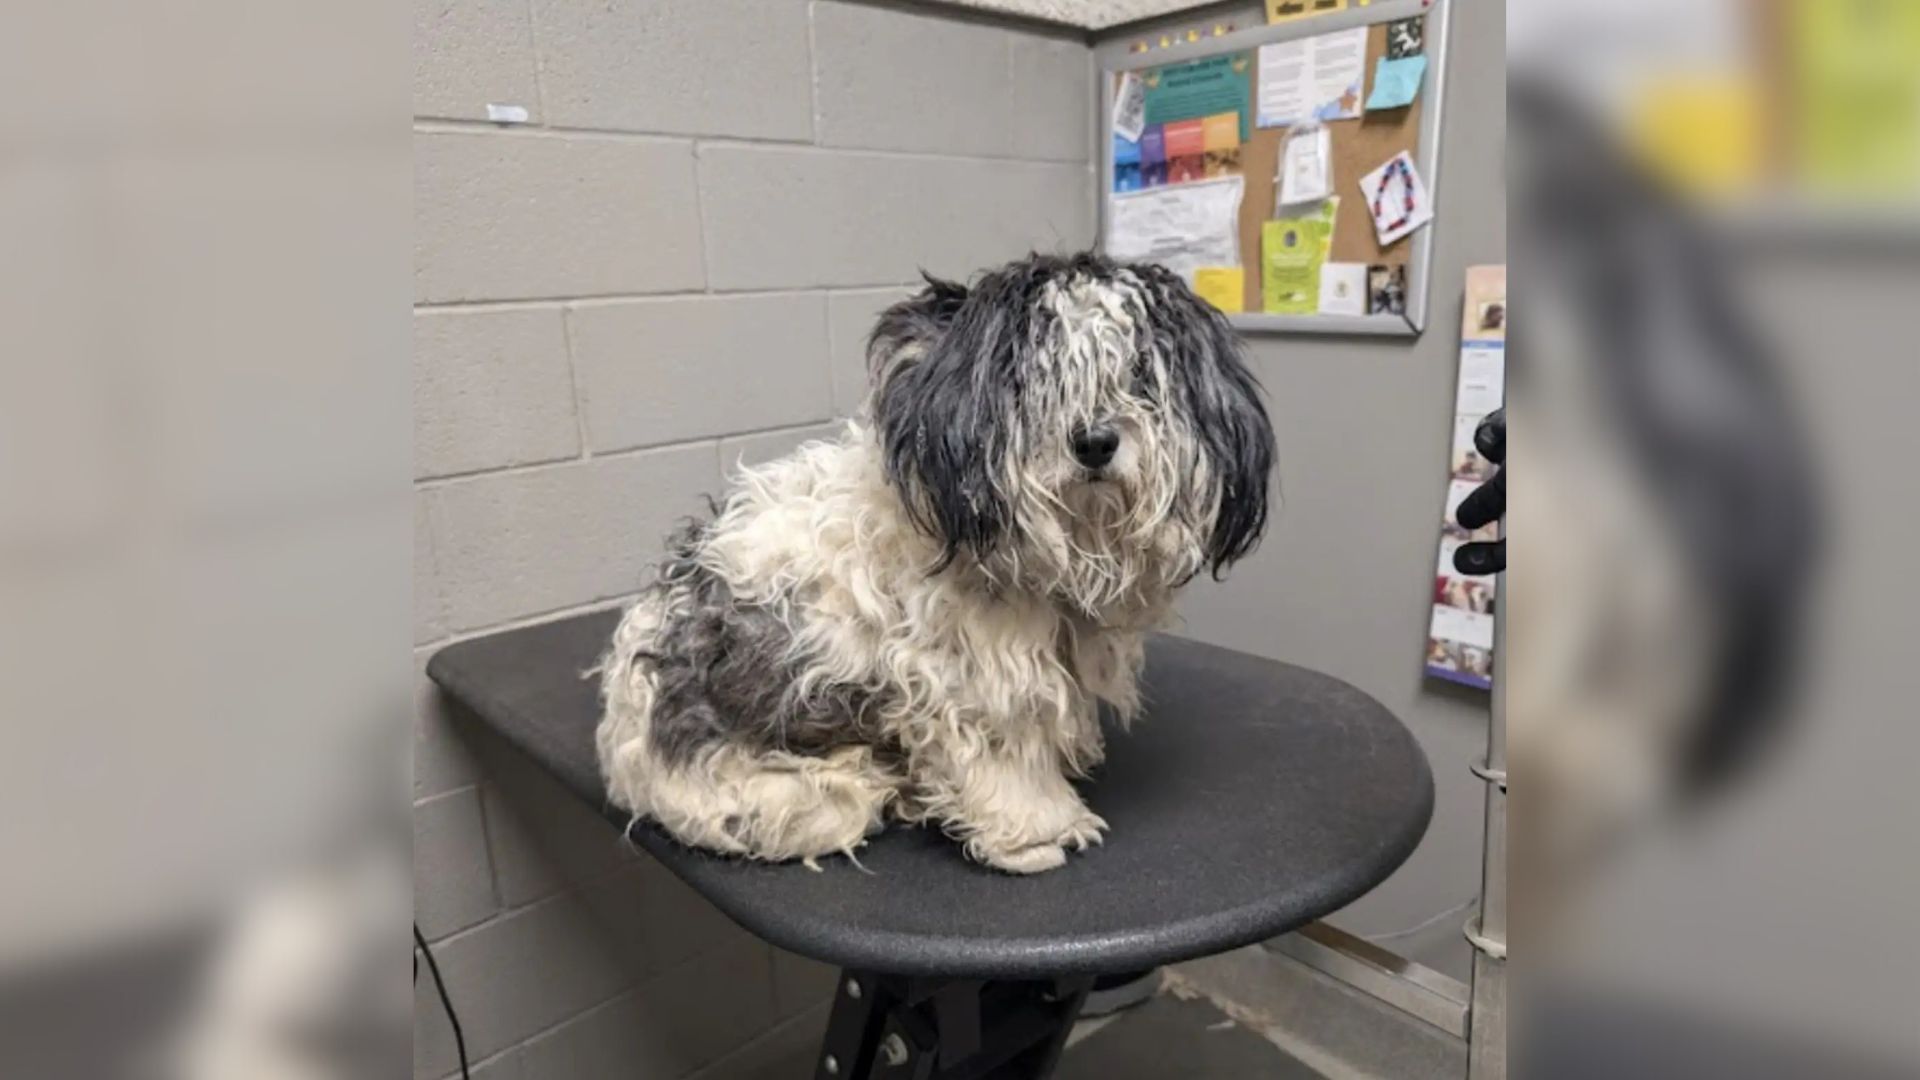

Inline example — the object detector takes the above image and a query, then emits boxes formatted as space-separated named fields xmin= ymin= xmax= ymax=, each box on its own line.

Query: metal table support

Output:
xmin=814 ymin=972 xmax=1094 ymax=1080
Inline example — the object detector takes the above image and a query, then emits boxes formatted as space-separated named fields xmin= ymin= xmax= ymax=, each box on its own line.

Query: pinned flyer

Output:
xmin=1358 ymin=150 xmax=1434 ymax=247
xmin=1113 ymin=72 xmax=1148 ymax=142
xmin=1260 ymin=199 xmax=1337 ymax=315
xmin=1277 ymin=123 xmax=1332 ymax=207
xmin=1256 ymin=28 xmax=1366 ymax=127
xmin=1192 ymin=267 xmax=1246 ymax=313
xmin=1317 ymin=262 xmax=1367 ymax=315
xmin=1365 ymin=54 xmax=1427 ymax=111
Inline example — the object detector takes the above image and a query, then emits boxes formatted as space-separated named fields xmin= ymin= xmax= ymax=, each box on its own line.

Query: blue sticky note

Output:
xmin=1366 ymin=54 xmax=1428 ymax=111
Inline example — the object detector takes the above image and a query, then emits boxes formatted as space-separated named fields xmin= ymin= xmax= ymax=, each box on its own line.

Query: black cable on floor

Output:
xmin=414 ymin=923 xmax=471 ymax=1080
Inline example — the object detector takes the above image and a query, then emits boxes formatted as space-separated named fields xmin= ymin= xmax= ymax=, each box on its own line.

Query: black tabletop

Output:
xmin=427 ymin=610 xmax=1432 ymax=979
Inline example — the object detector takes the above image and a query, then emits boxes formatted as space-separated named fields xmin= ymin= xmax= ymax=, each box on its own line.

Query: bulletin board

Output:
xmin=1096 ymin=0 xmax=1453 ymax=336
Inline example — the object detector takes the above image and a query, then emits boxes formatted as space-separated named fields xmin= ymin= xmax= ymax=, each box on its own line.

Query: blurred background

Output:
xmin=1511 ymin=0 xmax=1920 ymax=1075
xmin=2 ymin=0 xmax=1917 ymax=1077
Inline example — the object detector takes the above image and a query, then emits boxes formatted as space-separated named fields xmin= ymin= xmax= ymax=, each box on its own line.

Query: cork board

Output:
xmin=1234 ymin=20 xmax=1425 ymax=312
xmin=1106 ymin=15 xmax=1429 ymax=316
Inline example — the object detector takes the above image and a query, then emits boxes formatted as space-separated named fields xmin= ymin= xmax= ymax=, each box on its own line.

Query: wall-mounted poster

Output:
xmin=1426 ymin=265 xmax=1505 ymax=690
xmin=1112 ymin=54 xmax=1251 ymax=192
xmin=1256 ymin=28 xmax=1366 ymax=128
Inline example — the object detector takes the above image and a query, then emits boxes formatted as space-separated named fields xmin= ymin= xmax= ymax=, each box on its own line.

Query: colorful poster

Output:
xmin=1106 ymin=176 xmax=1245 ymax=284
xmin=1115 ymin=111 xmax=1241 ymax=192
xmin=1256 ymin=28 xmax=1367 ymax=128
xmin=1114 ymin=55 xmax=1251 ymax=193
xmin=1426 ymin=266 xmax=1506 ymax=691
xmin=1143 ymin=54 xmax=1251 ymax=141
xmin=1260 ymin=199 xmax=1337 ymax=314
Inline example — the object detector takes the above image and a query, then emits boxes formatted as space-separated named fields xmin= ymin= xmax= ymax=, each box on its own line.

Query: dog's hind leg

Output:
xmin=646 ymin=744 xmax=899 ymax=865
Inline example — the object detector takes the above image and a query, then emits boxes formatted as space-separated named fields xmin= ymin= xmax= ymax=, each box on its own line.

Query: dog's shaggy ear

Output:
xmin=1135 ymin=264 xmax=1276 ymax=575
xmin=865 ymin=273 xmax=970 ymax=393
xmin=872 ymin=273 xmax=1017 ymax=568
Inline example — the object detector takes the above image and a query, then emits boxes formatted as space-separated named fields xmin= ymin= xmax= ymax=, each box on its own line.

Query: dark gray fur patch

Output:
xmin=634 ymin=518 xmax=883 ymax=769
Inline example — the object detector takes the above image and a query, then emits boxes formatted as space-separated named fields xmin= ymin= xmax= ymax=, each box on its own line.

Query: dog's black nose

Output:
xmin=1071 ymin=424 xmax=1121 ymax=469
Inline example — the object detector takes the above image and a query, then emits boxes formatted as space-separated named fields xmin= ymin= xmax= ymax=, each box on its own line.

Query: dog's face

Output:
xmin=867 ymin=253 xmax=1275 ymax=617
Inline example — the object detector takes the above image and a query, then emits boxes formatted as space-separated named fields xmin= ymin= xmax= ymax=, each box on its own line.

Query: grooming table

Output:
xmin=428 ymin=610 xmax=1432 ymax=1079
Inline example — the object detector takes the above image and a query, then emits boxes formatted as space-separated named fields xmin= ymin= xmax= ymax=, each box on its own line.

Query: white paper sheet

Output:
xmin=1317 ymin=262 xmax=1367 ymax=315
xmin=1278 ymin=125 xmax=1332 ymax=207
xmin=1256 ymin=27 xmax=1368 ymax=128
xmin=1112 ymin=71 xmax=1147 ymax=142
xmin=1105 ymin=177 xmax=1244 ymax=284
xmin=1358 ymin=150 xmax=1435 ymax=247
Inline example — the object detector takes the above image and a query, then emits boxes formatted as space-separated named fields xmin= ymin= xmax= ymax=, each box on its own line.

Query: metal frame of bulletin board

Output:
xmin=1096 ymin=0 xmax=1453 ymax=336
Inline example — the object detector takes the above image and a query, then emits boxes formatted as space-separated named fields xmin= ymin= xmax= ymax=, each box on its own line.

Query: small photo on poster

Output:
xmin=1476 ymin=299 xmax=1506 ymax=336
xmin=1435 ymin=574 xmax=1495 ymax=616
xmin=1451 ymin=443 xmax=1495 ymax=484
xmin=1201 ymin=111 xmax=1242 ymax=178
xmin=1164 ymin=118 xmax=1206 ymax=184
xmin=1386 ymin=17 xmax=1424 ymax=59
xmin=1449 ymin=413 xmax=1496 ymax=482
xmin=1367 ymin=264 xmax=1407 ymax=315
xmin=1442 ymin=478 xmax=1500 ymax=544
xmin=1141 ymin=126 xmax=1168 ymax=187
xmin=1426 ymin=639 xmax=1493 ymax=681
xmin=1462 ymin=265 xmax=1508 ymax=340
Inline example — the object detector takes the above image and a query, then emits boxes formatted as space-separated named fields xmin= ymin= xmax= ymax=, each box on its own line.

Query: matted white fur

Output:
xmin=597 ymin=431 xmax=1132 ymax=872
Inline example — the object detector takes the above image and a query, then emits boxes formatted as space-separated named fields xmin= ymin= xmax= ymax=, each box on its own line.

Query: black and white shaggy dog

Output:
xmin=595 ymin=253 xmax=1275 ymax=873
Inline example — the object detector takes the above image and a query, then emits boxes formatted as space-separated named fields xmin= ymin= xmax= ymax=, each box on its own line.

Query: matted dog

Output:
xmin=596 ymin=253 xmax=1275 ymax=873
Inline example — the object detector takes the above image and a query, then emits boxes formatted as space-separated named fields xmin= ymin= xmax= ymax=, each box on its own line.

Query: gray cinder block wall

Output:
xmin=412 ymin=2 xmax=1094 ymax=1078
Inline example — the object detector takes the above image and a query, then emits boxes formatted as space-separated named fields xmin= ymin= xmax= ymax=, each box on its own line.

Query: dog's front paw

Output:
xmin=977 ymin=840 xmax=1069 ymax=875
xmin=1056 ymin=809 xmax=1108 ymax=852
